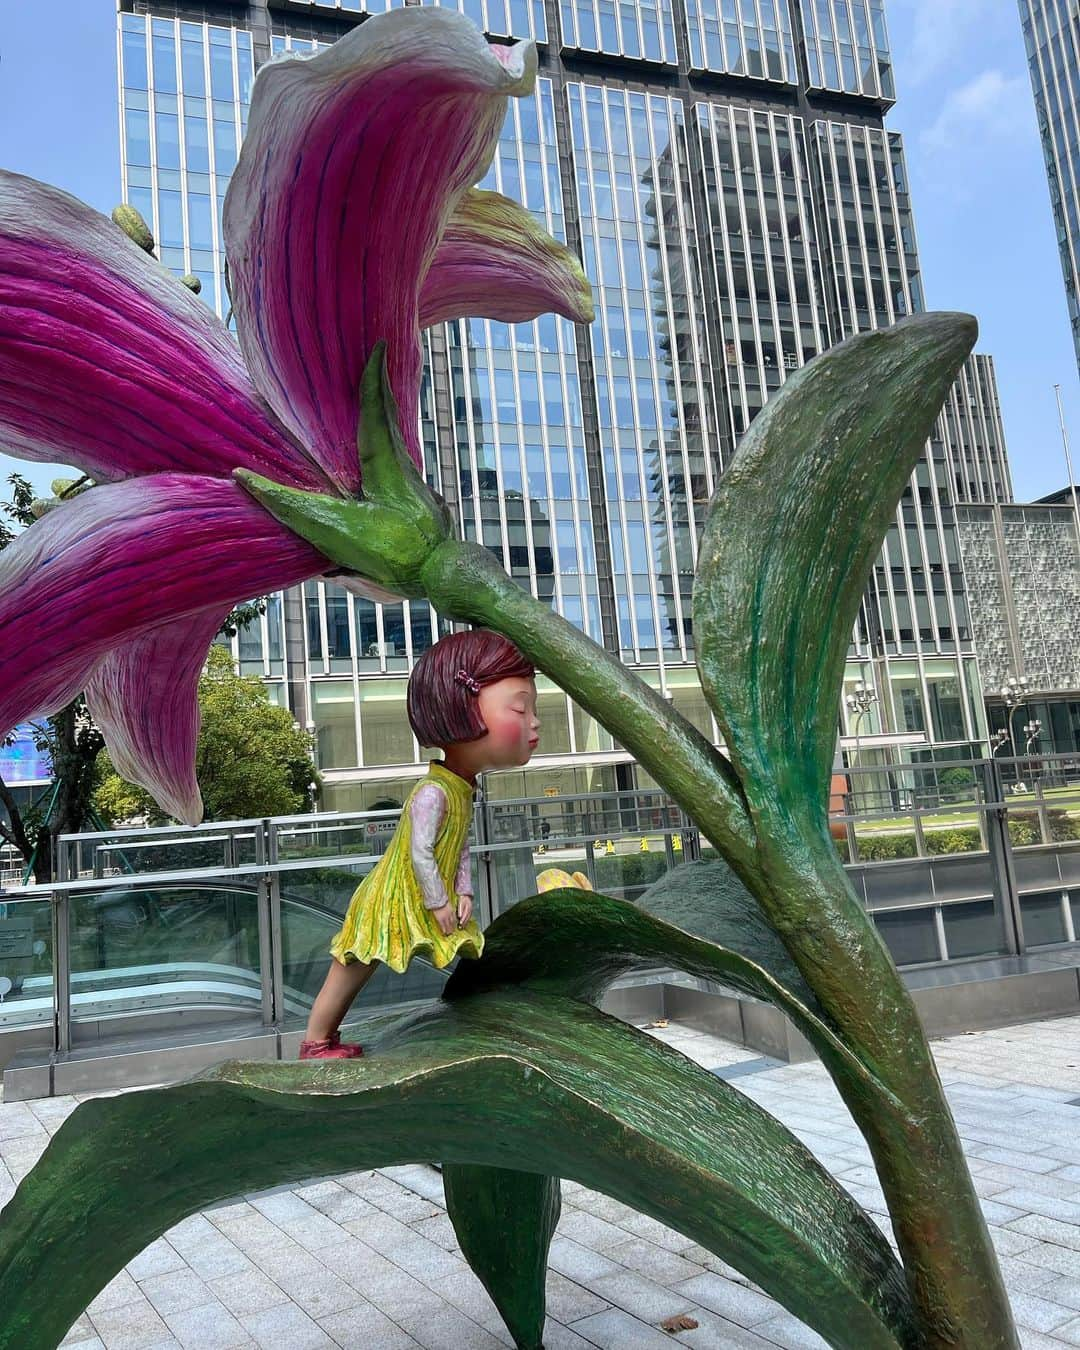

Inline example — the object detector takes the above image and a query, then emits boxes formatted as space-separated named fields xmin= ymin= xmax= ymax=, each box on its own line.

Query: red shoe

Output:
xmin=299 ymin=1032 xmax=364 ymax=1060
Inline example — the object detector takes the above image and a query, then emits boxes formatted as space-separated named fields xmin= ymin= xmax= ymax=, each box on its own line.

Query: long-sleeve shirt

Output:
xmin=408 ymin=782 xmax=473 ymax=910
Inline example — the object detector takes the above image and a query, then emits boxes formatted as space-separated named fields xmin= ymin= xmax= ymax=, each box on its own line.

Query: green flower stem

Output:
xmin=421 ymin=536 xmax=1015 ymax=1350
xmin=419 ymin=538 xmax=758 ymax=875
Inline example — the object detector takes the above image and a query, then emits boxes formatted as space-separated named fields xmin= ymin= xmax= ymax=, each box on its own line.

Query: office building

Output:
xmin=117 ymin=0 xmax=1009 ymax=810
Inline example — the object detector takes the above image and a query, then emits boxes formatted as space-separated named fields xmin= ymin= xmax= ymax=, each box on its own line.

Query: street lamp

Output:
xmin=845 ymin=680 xmax=879 ymax=809
xmin=1023 ymin=719 xmax=1042 ymax=756
xmin=997 ymin=674 xmax=1030 ymax=757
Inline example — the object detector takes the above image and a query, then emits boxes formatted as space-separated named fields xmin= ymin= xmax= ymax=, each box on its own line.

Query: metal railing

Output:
xmin=0 ymin=765 xmax=1077 ymax=1056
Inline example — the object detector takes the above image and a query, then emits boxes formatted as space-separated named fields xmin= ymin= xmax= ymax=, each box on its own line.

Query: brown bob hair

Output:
xmin=407 ymin=630 xmax=535 ymax=747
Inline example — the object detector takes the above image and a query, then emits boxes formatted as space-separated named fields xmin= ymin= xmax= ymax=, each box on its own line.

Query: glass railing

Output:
xmin=2 ymin=767 xmax=1077 ymax=1057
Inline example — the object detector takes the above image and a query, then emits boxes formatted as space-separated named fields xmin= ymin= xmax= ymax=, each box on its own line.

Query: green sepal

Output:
xmin=236 ymin=345 xmax=455 ymax=597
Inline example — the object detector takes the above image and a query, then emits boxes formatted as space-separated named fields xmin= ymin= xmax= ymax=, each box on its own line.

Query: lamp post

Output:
xmin=997 ymin=674 xmax=1029 ymax=757
xmin=1023 ymin=718 xmax=1042 ymax=756
xmin=844 ymin=679 xmax=879 ymax=811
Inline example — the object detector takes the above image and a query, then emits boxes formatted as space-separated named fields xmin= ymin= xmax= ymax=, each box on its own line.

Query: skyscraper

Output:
xmin=1020 ymin=0 xmax=1080 ymax=379
xmin=117 ymin=0 xmax=1007 ymax=810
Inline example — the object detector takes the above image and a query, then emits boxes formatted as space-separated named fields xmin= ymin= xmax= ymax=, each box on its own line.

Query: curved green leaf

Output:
xmin=694 ymin=313 xmax=977 ymax=820
xmin=0 ymin=991 xmax=912 ymax=1350
xmin=443 ymin=1164 xmax=560 ymax=1350
xmin=445 ymin=887 xmax=902 ymax=1111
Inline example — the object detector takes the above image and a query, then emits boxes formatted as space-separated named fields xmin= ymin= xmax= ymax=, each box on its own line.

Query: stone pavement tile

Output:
xmin=1043 ymin=1277 xmax=1080 ymax=1312
xmin=0 ymin=1101 xmax=47 ymax=1141
xmin=410 ymin=1212 xmax=459 ymax=1251
xmin=299 ymin=1185 xmax=377 ymax=1226
xmin=606 ymin=1236 xmax=704 ymax=1286
xmin=335 ymin=1169 xmax=406 ymax=1202
xmin=1052 ymin=1318 xmax=1080 ymax=1348
xmin=679 ymin=1245 xmax=755 ymax=1284
xmin=572 ymin=1191 xmax=638 ymax=1226
xmin=981 ymin=1199 xmax=1029 ymax=1225
xmin=164 ymin=1215 xmax=253 ymax=1281
xmin=995 ymin=1190 xmax=1080 ymax=1225
xmin=88 ymin=1271 xmax=142 ymax=1316
xmin=569 ymin=1307 xmax=685 ymax=1348
xmin=544 ymin=1270 xmax=610 ymax=1324
xmin=671 ymin=1273 xmax=777 ymax=1327
xmin=370 ymin=1188 xmax=444 ymax=1224
xmin=981 ymin=1148 xmax=1063 ymax=1175
xmin=60 ymin=1340 xmax=106 ymax=1350
xmin=161 ymin=1302 xmax=255 ymax=1349
xmin=379 ymin=1164 xmax=447 ymax=1204
xmin=392 ymin=1291 xmax=506 ymax=1350
xmin=585 ymin=1268 xmax=697 ymax=1323
xmin=992 ymin=1227 xmax=1042 ymax=1258
xmin=605 ymin=1211 xmax=698 ymax=1253
xmin=675 ymin=1308 xmax=778 ymax=1348
xmin=557 ymin=1209 xmax=637 ymax=1251
xmin=207 ymin=1267 xmax=291 ymax=1318
xmin=539 ymin=1323 xmax=597 ymax=1350
xmin=979 ymin=1164 xmax=1080 ymax=1199
xmin=752 ymin=1309 xmax=831 ymax=1348
xmin=127 ymin=1239 xmax=187 ymax=1283
xmin=1024 ymin=1243 xmax=1080 ymax=1279
xmin=430 ymin=1267 xmax=515 ymax=1344
xmin=89 ymin=1295 xmax=171 ymax=1350
xmin=1007 ymin=1215 xmax=1080 ymax=1251
xmin=0 ymin=1133 xmax=48 ymax=1181
xmin=547 ymin=1236 xmax=621 ymax=1284
xmin=248 ymin=1242 xmax=364 ymax=1320
xmin=61 ymin=1314 xmax=97 ymax=1345
xmin=139 ymin=1269 xmax=214 ymax=1317
xmin=998 ymin=1257 xmax=1060 ymax=1294
xmin=1057 ymin=1167 xmax=1080 ymax=1184
xmin=208 ymin=1210 xmax=295 ymax=1257
xmin=318 ymin=1299 xmax=421 ymax=1348
xmin=344 ymin=1211 xmax=464 ymax=1281
xmin=1007 ymin=1291 xmax=1076 ymax=1333
xmin=239 ymin=1301 xmax=337 ymax=1350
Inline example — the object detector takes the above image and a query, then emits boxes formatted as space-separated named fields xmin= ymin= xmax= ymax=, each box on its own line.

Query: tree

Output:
xmin=94 ymin=645 xmax=319 ymax=826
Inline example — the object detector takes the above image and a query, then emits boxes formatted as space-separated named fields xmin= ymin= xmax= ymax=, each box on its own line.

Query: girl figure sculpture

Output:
xmin=299 ymin=630 xmax=540 ymax=1059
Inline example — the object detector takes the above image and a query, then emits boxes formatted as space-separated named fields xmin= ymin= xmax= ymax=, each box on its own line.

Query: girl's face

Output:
xmin=475 ymin=676 xmax=540 ymax=770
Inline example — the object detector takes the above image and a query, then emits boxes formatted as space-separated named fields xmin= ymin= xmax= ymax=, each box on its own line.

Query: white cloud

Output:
xmin=920 ymin=69 xmax=1033 ymax=155
xmin=897 ymin=0 xmax=1003 ymax=84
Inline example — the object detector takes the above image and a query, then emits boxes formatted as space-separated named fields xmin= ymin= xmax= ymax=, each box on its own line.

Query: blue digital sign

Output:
xmin=0 ymin=725 xmax=52 ymax=786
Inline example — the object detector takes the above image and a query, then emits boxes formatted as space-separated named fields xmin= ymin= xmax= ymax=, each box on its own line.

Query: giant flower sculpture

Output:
xmin=0 ymin=8 xmax=590 ymax=825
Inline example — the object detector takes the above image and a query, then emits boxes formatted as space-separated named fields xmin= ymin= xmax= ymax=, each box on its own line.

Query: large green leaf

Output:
xmin=0 ymin=991 xmax=912 ymax=1350
xmin=694 ymin=313 xmax=977 ymax=821
xmin=443 ymin=1164 xmax=560 ymax=1350
xmin=446 ymin=887 xmax=900 ymax=1109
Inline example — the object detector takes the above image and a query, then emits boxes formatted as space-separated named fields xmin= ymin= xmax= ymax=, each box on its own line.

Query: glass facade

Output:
xmin=568 ymin=84 xmax=718 ymax=662
xmin=118 ymin=0 xmax=1011 ymax=808
xmin=802 ymin=0 xmax=894 ymax=102
xmin=1021 ymin=0 xmax=1080 ymax=377
xmin=684 ymin=0 xmax=796 ymax=80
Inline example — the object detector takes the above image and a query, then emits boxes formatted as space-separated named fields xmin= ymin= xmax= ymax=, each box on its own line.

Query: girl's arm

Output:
xmin=408 ymin=785 xmax=451 ymax=911
xmin=454 ymin=846 xmax=473 ymax=900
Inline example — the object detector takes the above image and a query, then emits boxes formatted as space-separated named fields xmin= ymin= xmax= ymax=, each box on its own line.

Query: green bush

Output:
xmin=853 ymin=832 xmax=918 ymax=862
xmin=925 ymin=827 xmax=982 ymax=855
xmin=1006 ymin=808 xmax=1080 ymax=846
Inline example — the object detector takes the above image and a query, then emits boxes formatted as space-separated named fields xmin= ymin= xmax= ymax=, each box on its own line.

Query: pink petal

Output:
xmin=0 ymin=474 xmax=328 ymax=745
xmin=85 ymin=607 xmax=229 ymax=826
xmin=223 ymin=9 xmax=537 ymax=489
xmin=0 ymin=170 xmax=329 ymax=490
xmin=420 ymin=189 xmax=593 ymax=327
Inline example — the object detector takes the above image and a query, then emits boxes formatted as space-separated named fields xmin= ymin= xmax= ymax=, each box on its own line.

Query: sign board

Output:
xmin=543 ymin=787 xmax=559 ymax=798
xmin=0 ymin=918 xmax=35 ymax=960
xmin=0 ymin=725 xmax=52 ymax=786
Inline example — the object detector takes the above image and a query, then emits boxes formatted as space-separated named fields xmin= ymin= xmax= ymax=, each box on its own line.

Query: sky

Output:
xmin=0 ymin=0 xmax=1076 ymax=501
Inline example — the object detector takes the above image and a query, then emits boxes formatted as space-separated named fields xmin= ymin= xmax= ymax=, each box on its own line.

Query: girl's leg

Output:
xmin=305 ymin=956 xmax=377 ymax=1041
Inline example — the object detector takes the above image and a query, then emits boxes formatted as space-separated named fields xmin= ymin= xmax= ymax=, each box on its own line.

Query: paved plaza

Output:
xmin=1 ymin=1013 xmax=1079 ymax=1349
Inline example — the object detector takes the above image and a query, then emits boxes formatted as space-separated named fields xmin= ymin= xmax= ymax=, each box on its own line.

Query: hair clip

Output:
xmin=454 ymin=669 xmax=481 ymax=695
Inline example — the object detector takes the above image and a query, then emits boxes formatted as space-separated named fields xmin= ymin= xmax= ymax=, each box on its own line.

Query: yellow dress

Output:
xmin=329 ymin=761 xmax=484 ymax=972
